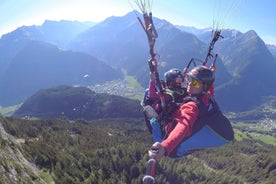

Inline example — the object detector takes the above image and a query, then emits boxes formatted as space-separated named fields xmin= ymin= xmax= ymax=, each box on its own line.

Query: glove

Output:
xmin=210 ymin=64 xmax=216 ymax=72
xmin=149 ymin=142 xmax=166 ymax=160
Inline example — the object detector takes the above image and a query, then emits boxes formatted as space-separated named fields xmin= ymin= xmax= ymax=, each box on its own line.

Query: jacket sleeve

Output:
xmin=148 ymin=80 xmax=160 ymax=99
xmin=160 ymin=101 xmax=199 ymax=155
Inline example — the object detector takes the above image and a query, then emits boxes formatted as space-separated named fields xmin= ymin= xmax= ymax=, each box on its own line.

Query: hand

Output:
xmin=149 ymin=142 xmax=166 ymax=160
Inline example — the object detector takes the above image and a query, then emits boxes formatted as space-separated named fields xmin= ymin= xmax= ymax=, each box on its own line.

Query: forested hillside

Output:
xmin=1 ymin=115 xmax=276 ymax=184
xmin=13 ymin=85 xmax=141 ymax=120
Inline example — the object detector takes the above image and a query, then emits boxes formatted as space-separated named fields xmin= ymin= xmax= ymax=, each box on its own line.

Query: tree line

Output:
xmin=1 ymin=115 xmax=276 ymax=183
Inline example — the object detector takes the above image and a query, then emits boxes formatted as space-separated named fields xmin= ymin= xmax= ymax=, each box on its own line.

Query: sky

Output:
xmin=0 ymin=0 xmax=275 ymax=45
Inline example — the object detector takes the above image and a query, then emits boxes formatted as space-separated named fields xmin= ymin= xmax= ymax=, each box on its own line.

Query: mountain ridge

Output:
xmin=0 ymin=11 xmax=276 ymax=113
xmin=0 ymin=39 xmax=123 ymax=106
xmin=13 ymin=85 xmax=141 ymax=120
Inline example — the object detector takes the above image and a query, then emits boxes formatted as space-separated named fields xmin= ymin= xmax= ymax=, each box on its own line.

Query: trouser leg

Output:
xmin=150 ymin=118 xmax=163 ymax=142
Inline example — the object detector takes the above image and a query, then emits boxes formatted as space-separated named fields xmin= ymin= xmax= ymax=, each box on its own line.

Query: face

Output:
xmin=187 ymin=76 xmax=202 ymax=95
xmin=175 ymin=77 xmax=183 ymax=87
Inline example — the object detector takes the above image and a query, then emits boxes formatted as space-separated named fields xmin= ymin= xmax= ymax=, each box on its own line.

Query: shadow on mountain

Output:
xmin=13 ymin=85 xmax=141 ymax=120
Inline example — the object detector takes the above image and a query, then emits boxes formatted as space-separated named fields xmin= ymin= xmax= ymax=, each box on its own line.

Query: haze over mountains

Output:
xmin=0 ymin=11 xmax=276 ymax=113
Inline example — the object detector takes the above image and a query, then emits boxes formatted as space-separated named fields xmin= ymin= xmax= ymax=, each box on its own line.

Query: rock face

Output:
xmin=0 ymin=121 xmax=48 ymax=184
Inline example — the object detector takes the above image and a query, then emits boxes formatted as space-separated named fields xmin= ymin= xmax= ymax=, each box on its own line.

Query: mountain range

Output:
xmin=0 ymin=11 xmax=276 ymax=113
xmin=0 ymin=12 xmax=276 ymax=183
xmin=0 ymin=21 xmax=123 ymax=106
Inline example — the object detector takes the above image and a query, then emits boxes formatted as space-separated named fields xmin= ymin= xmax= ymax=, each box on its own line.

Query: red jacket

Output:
xmin=160 ymin=85 xmax=214 ymax=155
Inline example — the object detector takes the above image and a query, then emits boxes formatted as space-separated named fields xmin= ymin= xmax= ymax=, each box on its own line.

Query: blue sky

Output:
xmin=1 ymin=0 xmax=275 ymax=44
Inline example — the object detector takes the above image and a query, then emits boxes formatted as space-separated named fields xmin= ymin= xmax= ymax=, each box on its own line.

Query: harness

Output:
xmin=141 ymin=87 xmax=187 ymax=135
xmin=166 ymin=94 xmax=234 ymax=157
xmin=163 ymin=88 xmax=187 ymax=103
xmin=161 ymin=94 xmax=214 ymax=139
xmin=185 ymin=94 xmax=218 ymax=135
xmin=162 ymin=87 xmax=187 ymax=115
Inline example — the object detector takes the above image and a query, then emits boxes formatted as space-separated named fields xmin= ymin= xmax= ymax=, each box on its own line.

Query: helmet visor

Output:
xmin=188 ymin=76 xmax=200 ymax=89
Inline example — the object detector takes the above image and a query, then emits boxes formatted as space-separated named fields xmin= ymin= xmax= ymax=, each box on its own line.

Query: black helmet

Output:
xmin=164 ymin=68 xmax=184 ymax=88
xmin=187 ymin=66 xmax=215 ymax=92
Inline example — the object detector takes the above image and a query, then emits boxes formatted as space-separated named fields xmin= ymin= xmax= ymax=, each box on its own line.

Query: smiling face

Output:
xmin=174 ymin=77 xmax=183 ymax=87
xmin=164 ymin=68 xmax=184 ymax=89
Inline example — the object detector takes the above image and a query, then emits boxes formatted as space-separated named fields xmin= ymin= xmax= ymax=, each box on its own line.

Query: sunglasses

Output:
xmin=188 ymin=77 xmax=201 ymax=88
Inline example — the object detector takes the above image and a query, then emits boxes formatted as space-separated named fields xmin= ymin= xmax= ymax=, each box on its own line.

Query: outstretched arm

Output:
xmin=161 ymin=101 xmax=199 ymax=155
